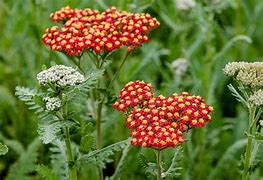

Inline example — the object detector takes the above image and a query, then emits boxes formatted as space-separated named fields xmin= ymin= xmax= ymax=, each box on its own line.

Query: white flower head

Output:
xmin=37 ymin=65 xmax=85 ymax=88
xmin=176 ymin=0 xmax=196 ymax=10
xmin=249 ymin=89 xmax=263 ymax=106
xmin=171 ymin=58 xmax=188 ymax=76
xmin=223 ymin=61 xmax=263 ymax=87
xmin=259 ymin=120 xmax=263 ymax=127
xmin=44 ymin=97 xmax=62 ymax=111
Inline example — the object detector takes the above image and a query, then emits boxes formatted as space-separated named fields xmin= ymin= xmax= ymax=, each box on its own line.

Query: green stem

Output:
xmin=107 ymin=52 xmax=130 ymax=89
xmin=64 ymin=126 xmax=77 ymax=180
xmin=95 ymin=51 xmax=130 ymax=149
xmin=90 ymin=51 xmax=130 ymax=180
xmin=60 ymin=94 xmax=77 ymax=180
xmin=156 ymin=149 xmax=162 ymax=180
xmin=242 ymin=106 xmax=256 ymax=180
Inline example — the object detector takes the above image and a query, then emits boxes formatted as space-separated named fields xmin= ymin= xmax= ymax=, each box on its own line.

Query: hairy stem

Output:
xmin=242 ymin=106 xmax=256 ymax=180
xmin=156 ymin=149 xmax=163 ymax=180
xmin=60 ymin=94 xmax=77 ymax=180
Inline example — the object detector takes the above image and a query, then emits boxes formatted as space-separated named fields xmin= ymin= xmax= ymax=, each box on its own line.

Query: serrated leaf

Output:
xmin=37 ymin=121 xmax=62 ymax=144
xmin=0 ymin=142 xmax=8 ymax=155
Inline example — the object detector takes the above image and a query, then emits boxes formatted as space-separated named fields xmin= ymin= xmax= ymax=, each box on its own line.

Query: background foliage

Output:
xmin=0 ymin=0 xmax=263 ymax=179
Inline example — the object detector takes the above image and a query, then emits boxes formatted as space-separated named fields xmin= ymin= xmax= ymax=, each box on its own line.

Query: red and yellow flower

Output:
xmin=113 ymin=81 xmax=214 ymax=149
xmin=42 ymin=6 xmax=160 ymax=56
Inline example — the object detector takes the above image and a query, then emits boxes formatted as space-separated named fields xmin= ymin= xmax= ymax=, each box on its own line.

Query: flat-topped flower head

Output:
xmin=37 ymin=65 xmax=84 ymax=88
xmin=43 ymin=97 xmax=62 ymax=111
xmin=42 ymin=6 xmax=160 ymax=56
xmin=223 ymin=61 xmax=263 ymax=87
xmin=249 ymin=89 xmax=263 ymax=106
xmin=113 ymin=81 xmax=214 ymax=149
xmin=112 ymin=80 xmax=154 ymax=111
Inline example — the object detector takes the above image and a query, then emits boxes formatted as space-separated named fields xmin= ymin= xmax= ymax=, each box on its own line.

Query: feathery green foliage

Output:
xmin=6 ymin=138 xmax=41 ymax=180
xmin=81 ymin=139 xmax=130 ymax=169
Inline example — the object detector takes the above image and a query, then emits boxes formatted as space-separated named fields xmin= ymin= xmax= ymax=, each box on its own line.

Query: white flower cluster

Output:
xmin=259 ymin=120 xmax=263 ymax=127
xmin=171 ymin=58 xmax=188 ymax=76
xmin=249 ymin=89 xmax=263 ymax=106
xmin=223 ymin=61 xmax=263 ymax=87
xmin=176 ymin=0 xmax=196 ymax=10
xmin=43 ymin=97 xmax=62 ymax=111
xmin=37 ymin=65 xmax=85 ymax=88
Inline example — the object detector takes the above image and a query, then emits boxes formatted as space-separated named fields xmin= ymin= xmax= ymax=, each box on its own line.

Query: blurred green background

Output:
xmin=0 ymin=0 xmax=263 ymax=179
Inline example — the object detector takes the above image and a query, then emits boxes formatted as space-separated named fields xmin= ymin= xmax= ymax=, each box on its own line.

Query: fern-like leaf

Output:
xmin=81 ymin=139 xmax=130 ymax=169
xmin=37 ymin=121 xmax=62 ymax=144
xmin=138 ymin=153 xmax=157 ymax=177
xmin=77 ymin=69 xmax=104 ymax=94
xmin=15 ymin=86 xmax=51 ymax=121
xmin=36 ymin=164 xmax=58 ymax=180
xmin=163 ymin=147 xmax=183 ymax=178
xmin=6 ymin=138 xmax=41 ymax=180
xmin=251 ymin=142 xmax=263 ymax=170
xmin=50 ymin=140 xmax=69 ymax=179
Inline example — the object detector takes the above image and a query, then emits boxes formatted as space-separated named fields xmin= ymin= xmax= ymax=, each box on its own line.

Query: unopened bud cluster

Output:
xmin=223 ymin=61 xmax=263 ymax=87
xmin=113 ymin=81 xmax=213 ymax=149
xmin=37 ymin=65 xmax=84 ymax=88
xmin=42 ymin=6 xmax=160 ymax=55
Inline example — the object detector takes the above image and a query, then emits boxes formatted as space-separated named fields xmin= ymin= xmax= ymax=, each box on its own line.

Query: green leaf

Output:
xmin=37 ymin=121 xmax=62 ymax=144
xmin=77 ymin=69 xmax=104 ymax=94
xmin=79 ymin=135 xmax=94 ymax=154
xmin=163 ymin=147 xmax=183 ymax=178
xmin=36 ymin=164 xmax=58 ymax=180
xmin=15 ymin=86 xmax=52 ymax=121
xmin=0 ymin=142 xmax=8 ymax=155
xmin=7 ymin=138 xmax=41 ymax=180
xmin=138 ymin=153 xmax=157 ymax=177
xmin=207 ymin=139 xmax=247 ymax=180
xmin=50 ymin=140 xmax=69 ymax=179
xmin=227 ymin=84 xmax=248 ymax=107
xmin=250 ymin=142 xmax=263 ymax=171
xmin=81 ymin=139 xmax=130 ymax=169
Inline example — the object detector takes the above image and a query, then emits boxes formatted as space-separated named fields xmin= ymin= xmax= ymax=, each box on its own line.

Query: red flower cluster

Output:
xmin=112 ymin=81 xmax=214 ymax=149
xmin=42 ymin=6 xmax=160 ymax=56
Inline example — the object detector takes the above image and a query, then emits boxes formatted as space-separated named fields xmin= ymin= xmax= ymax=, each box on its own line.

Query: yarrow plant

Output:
xmin=223 ymin=61 xmax=263 ymax=180
xmin=16 ymin=64 xmax=88 ymax=179
xmin=16 ymin=5 xmax=160 ymax=180
xmin=113 ymin=80 xmax=213 ymax=179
